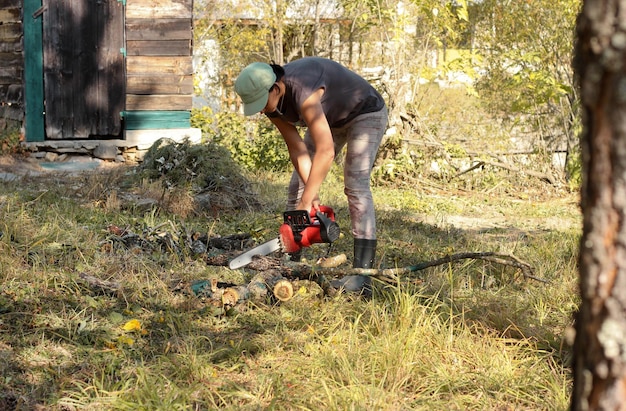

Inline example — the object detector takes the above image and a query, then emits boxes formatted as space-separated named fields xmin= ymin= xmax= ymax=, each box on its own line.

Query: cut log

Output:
xmin=273 ymin=280 xmax=294 ymax=302
xmin=192 ymin=269 xmax=296 ymax=306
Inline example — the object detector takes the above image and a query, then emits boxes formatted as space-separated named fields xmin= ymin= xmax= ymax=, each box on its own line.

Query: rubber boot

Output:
xmin=353 ymin=238 xmax=377 ymax=269
xmin=331 ymin=239 xmax=376 ymax=294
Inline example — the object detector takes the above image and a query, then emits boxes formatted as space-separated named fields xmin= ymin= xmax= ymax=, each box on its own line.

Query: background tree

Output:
xmin=572 ymin=0 xmax=626 ymax=408
xmin=194 ymin=0 xmax=585 ymax=187
xmin=471 ymin=0 xmax=580 ymax=177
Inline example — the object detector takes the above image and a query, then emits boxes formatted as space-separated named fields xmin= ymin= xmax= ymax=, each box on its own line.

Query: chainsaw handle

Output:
xmin=313 ymin=205 xmax=335 ymax=222
xmin=315 ymin=211 xmax=340 ymax=243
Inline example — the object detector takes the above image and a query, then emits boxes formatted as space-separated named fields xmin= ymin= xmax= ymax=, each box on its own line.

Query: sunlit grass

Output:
xmin=0 ymin=165 xmax=577 ymax=410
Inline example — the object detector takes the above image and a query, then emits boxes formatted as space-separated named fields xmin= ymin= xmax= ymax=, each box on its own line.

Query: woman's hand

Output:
xmin=297 ymin=195 xmax=321 ymax=214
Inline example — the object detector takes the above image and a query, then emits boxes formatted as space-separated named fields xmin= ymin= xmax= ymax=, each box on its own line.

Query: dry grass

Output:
xmin=0 ymin=157 xmax=578 ymax=410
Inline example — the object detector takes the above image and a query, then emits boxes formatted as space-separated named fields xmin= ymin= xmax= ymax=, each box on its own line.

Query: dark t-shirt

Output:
xmin=274 ymin=57 xmax=386 ymax=128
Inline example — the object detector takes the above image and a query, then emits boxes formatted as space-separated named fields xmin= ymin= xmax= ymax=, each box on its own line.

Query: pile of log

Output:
xmin=191 ymin=270 xmax=295 ymax=306
xmin=78 ymin=223 xmax=546 ymax=310
xmin=197 ymin=250 xmax=547 ymax=308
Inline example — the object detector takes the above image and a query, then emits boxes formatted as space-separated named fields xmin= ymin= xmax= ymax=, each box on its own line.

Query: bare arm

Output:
xmin=269 ymin=116 xmax=311 ymax=184
xmin=270 ymin=88 xmax=334 ymax=211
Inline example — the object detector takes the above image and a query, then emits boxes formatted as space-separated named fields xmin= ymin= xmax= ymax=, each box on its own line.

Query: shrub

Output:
xmin=0 ymin=124 xmax=24 ymax=155
xmin=138 ymin=137 xmax=252 ymax=194
xmin=192 ymin=108 xmax=290 ymax=172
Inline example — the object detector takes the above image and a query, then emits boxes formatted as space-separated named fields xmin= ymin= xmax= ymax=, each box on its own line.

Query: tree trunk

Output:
xmin=273 ymin=0 xmax=285 ymax=64
xmin=572 ymin=1 xmax=626 ymax=409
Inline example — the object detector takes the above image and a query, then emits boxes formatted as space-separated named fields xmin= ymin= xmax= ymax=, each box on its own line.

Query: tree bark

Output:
xmin=572 ymin=1 xmax=626 ymax=409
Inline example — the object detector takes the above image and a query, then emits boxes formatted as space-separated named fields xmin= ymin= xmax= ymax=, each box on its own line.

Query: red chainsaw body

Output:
xmin=279 ymin=205 xmax=339 ymax=253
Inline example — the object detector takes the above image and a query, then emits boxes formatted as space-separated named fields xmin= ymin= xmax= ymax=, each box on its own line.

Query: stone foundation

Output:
xmin=21 ymin=128 xmax=202 ymax=163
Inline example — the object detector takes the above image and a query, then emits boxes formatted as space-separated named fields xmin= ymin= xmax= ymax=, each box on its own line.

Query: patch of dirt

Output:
xmin=0 ymin=153 xmax=258 ymax=216
xmin=0 ymin=154 xmax=46 ymax=175
xmin=0 ymin=154 xmax=124 ymax=177
xmin=420 ymin=212 xmax=580 ymax=233
xmin=408 ymin=184 xmax=581 ymax=233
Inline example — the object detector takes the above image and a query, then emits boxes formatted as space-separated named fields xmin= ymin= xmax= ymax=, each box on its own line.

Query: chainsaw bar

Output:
xmin=228 ymin=238 xmax=281 ymax=270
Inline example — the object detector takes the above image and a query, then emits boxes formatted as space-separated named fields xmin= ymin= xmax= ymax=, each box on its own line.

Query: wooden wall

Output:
xmin=1 ymin=0 xmax=194 ymax=141
xmin=0 ymin=0 xmax=24 ymax=129
xmin=125 ymin=0 xmax=193 ymax=111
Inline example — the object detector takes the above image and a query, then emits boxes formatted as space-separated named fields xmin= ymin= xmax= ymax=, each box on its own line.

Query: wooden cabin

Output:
xmin=0 ymin=0 xmax=199 ymax=161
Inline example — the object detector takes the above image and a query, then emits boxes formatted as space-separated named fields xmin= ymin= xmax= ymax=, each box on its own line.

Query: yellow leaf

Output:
xmin=117 ymin=335 xmax=135 ymax=346
xmin=122 ymin=319 xmax=142 ymax=331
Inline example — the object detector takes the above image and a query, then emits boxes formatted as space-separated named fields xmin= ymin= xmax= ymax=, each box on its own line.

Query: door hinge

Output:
xmin=117 ymin=0 xmax=126 ymax=5
xmin=120 ymin=48 xmax=127 ymax=57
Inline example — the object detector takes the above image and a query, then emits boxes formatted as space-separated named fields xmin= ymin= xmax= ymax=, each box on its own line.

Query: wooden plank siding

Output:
xmin=125 ymin=0 xmax=191 ymax=19
xmin=0 ymin=0 xmax=24 ymax=125
xmin=127 ymin=40 xmax=191 ymax=56
xmin=126 ymin=18 xmax=192 ymax=40
xmin=4 ymin=0 xmax=194 ymax=140
xmin=0 ymin=54 xmax=22 ymax=81
xmin=126 ymin=56 xmax=193 ymax=76
xmin=0 ymin=37 xmax=22 ymax=54
xmin=127 ymin=75 xmax=194 ymax=95
xmin=126 ymin=95 xmax=191 ymax=111
xmin=124 ymin=0 xmax=193 ymax=112
xmin=0 ymin=6 xmax=21 ymax=22
xmin=0 ymin=19 xmax=22 ymax=41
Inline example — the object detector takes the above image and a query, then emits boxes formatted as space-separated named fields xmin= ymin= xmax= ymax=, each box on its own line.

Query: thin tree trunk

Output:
xmin=312 ymin=0 xmax=320 ymax=55
xmin=273 ymin=0 xmax=284 ymax=64
xmin=572 ymin=0 xmax=626 ymax=409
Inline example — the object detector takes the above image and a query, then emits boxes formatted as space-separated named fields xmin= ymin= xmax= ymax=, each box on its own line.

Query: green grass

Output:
xmin=0 ymin=165 xmax=578 ymax=410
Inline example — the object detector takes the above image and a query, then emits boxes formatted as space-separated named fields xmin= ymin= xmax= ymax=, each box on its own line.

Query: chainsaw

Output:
xmin=228 ymin=205 xmax=340 ymax=270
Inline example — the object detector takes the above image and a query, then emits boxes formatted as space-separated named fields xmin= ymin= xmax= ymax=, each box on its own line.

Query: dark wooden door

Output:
xmin=43 ymin=0 xmax=125 ymax=139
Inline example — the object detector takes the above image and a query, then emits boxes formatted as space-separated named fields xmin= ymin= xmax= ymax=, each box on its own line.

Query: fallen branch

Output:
xmin=284 ymin=251 xmax=547 ymax=284
xmin=481 ymin=160 xmax=557 ymax=185
xmin=452 ymin=159 xmax=557 ymax=185
xmin=398 ymin=137 xmax=560 ymax=185
xmin=452 ymin=161 xmax=485 ymax=179
xmin=203 ymin=248 xmax=547 ymax=300
xmin=78 ymin=272 xmax=121 ymax=295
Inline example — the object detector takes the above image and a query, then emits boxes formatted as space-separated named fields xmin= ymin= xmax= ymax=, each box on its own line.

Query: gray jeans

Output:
xmin=287 ymin=106 xmax=388 ymax=239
